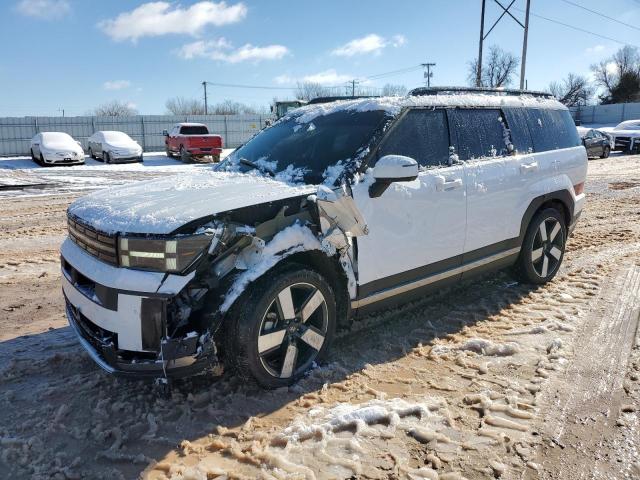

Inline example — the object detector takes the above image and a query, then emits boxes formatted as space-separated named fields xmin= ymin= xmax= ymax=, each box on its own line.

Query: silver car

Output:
xmin=87 ymin=131 xmax=143 ymax=163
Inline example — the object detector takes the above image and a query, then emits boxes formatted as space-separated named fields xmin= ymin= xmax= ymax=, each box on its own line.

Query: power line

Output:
xmin=514 ymin=7 xmax=640 ymax=48
xmin=203 ymin=81 xmax=292 ymax=90
xmin=558 ymin=0 xmax=640 ymax=32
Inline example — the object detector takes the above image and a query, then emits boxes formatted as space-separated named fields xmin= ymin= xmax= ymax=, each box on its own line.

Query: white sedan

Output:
xmin=30 ymin=132 xmax=85 ymax=166
xmin=87 ymin=131 xmax=143 ymax=163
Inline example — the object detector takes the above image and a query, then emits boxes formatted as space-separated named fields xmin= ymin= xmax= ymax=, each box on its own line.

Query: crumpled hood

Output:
xmin=67 ymin=170 xmax=316 ymax=235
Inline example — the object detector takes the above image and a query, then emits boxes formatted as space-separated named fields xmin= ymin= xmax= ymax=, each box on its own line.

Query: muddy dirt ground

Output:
xmin=0 ymin=154 xmax=639 ymax=480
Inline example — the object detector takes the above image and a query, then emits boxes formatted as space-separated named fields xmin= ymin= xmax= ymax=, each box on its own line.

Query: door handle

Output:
xmin=520 ymin=161 xmax=539 ymax=173
xmin=435 ymin=176 xmax=463 ymax=191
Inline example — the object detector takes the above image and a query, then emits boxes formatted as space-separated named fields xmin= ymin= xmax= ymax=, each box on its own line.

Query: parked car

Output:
xmin=87 ymin=131 xmax=143 ymax=163
xmin=62 ymin=88 xmax=587 ymax=388
xmin=163 ymin=123 xmax=223 ymax=162
xmin=30 ymin=132 xmax=84 ymax=166
xmin=577 ymin=127 xmax=611 ymax=159
xmin=608 ymin=120 xmax=640 ymax=153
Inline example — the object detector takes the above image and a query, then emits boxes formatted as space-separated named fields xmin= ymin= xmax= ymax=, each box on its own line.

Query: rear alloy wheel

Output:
xmin=601 ymin=146 xmax=610 ymax=159
xmin=514 ymin=208 xmax=566 ymax=284
xmin=225 ymin=267 xmax=336 ymax=388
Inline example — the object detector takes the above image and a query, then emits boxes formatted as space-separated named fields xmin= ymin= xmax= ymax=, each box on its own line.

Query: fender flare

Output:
xmin=518 ymin=189 xmax=574 ymax=242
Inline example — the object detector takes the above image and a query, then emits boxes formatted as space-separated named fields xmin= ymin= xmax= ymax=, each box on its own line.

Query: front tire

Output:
xmin=514 ymin=208 xmax=566 ymax=284
xmin=103 ymin=151 xmax=111 ymax=164
xmin=88 ymin=147 xmax=95 ymax=160
xmin=224 ymin=266 xmax=337 ymax=388
xmin=601 ymin=146 xmax=610 ymax=159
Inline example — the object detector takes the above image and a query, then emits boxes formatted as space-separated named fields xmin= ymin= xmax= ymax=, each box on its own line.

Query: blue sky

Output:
xmin=1 ymin=0 xmax=639 ymax=116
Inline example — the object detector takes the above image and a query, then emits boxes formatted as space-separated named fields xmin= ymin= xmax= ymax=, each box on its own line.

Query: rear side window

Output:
xmin=377 ymin=109 xmax=450 ymax=167
xmin=525 ymin=109 xmax=581 ymax=152
xmin=503 ymin=108 xmax=533 ymax=154
xmin=449 ymin=109 xmax=508 ymax=160
xmin=180 ymin=126 xmax=209 ymax=135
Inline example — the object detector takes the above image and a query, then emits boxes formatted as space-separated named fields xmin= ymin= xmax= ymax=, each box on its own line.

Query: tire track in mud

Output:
xmin=528 ymin=264 xmax=640 ymax=480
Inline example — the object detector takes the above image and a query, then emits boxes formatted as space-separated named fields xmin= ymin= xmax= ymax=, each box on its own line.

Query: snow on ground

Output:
xmin=0 ymin=154 xmax=639 ymax=479
xmin=0 ymin=149 xmax=235 ymax=198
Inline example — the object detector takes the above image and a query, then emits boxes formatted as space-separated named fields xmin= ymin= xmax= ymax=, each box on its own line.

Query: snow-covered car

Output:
xmin=30 ymin=132 xmax=85 ymax=166
xmin=576 ymin=127 xmax=611 ymax=159
xmin=609 ymin=120 xmax=640 ymax=152
xmin=61 ymin=88 xmax=587 ymax=388
xmin=87 ymin=131 xmax=143 ymax=163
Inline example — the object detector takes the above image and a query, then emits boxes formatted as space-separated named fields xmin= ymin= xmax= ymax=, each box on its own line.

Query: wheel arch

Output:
xmin=518 ymin=190 xmax=573 ymax=242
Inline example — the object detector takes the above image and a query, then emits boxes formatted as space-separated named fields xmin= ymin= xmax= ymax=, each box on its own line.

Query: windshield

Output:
xmin=42 ymin=132 xmax=73 ymax=143
xmin=218 ymin=109 xmax=388 ymax=184
xmin=103 ymin=131 xmax=132 ymax=143
xmin=181 ymin=125 xmax=209 ymax=135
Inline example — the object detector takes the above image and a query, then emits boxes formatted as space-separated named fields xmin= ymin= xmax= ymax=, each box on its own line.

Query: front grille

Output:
xmin=615 ymin=136 xmax=632 ymax=150
xmin=67 ymin=216 xmax=118 ymax=265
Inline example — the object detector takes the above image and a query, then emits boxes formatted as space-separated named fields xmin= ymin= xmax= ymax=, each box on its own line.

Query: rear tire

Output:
xmin=601 ymin=146 xmax=610 ymax=159
xmin=514 ymin=208 xmax=566 ymax=285
xmin=223 ymin=266 xmax=337 ymax=389
xmin=180 ymin=146 xmax=190 ymax=163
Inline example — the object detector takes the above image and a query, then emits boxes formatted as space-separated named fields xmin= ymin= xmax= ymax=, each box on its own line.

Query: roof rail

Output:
xmin=307 ymin=95 xmax=380 ymax=105
xmin=408 ymin=86 xmax=553 ymax=98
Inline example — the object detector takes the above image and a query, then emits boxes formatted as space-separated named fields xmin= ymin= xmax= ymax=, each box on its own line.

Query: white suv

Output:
xmin=61 ymin=88 xmax=587 ymax=388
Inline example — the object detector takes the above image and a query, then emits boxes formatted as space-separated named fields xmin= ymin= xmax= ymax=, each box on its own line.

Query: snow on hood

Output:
xmin=68 ymin=171 xmax=315 ymax=235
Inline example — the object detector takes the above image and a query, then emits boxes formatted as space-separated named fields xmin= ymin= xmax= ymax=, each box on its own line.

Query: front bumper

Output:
xmin=43 ymin=154 xmax=85 ymax=165
xmin=109 ymin=154 xmax=143 ymax=163
xmin=61 ymin=238 xmax=217 ymax=378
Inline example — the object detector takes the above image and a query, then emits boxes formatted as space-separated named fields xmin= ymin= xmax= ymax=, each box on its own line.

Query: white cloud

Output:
xmin=303 ymin=69 xmax=351 ymax=85
xmin=331 ymin=33 xmax=406 ymax=57
xmin=176 ymin=38 xmax=288 ymax=63
xmin=99 ymin=1 xmax=247 ymax=42
xmin=585 ymin=45 xmax=606 ymax=55
xmin=606 ymin=61 xmax=618 ymax=75
xmin=103 ymin=80 xmax=131 ymax=91
xmin=274 ymin=70 xmax=352 ymax=86
xmin=16 ymin=0 xmax=70 ymax=20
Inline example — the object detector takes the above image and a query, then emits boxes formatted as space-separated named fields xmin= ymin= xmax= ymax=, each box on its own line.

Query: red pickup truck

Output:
xmin=164 ymin=123 xmax=223 ymax=162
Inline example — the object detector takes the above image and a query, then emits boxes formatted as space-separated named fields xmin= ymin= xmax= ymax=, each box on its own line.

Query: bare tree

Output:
xmin=381 ymin=84 xmax=408 ymax=96
xmin=467 ymin=45 xmax=520 ymax=88
xmin=294 ymin=81 xmax=330 ymax=101
xmin=591 ymin=45 xmax=640 ymax=104
xmin=92 ymin=100 xmax=138 ymax=117
xmin=165 ymin=97 xmax=205 ymax=115
xmin=549 ymin=73 xmax=594 ymax=106
xmin=212 ymin=100 xmax=263 ymax=115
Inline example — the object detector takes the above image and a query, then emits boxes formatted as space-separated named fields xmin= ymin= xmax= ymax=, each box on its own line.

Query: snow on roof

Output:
xmin=289 ymin=93 xmax=568 ymax=124
xmin=175 ymin=122 xmax=207 ymax=127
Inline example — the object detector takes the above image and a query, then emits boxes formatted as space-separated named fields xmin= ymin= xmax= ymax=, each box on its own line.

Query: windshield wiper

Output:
xmin=239 ymin=158 xmax=275 ymax=177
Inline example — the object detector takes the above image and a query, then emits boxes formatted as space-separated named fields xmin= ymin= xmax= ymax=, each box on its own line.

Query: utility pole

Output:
xmin=350 ymin=79 xmax=359 ymax=97
xmin=422 ymin=63 xmax=436 ymax=88
xmin=519 ymin=0 xmax=531 ymax=90
xmin=202 ymin=81 xmax=208 ymax=115
xmin=58 ymin=108 xmax=65 ymax=117
xmin=476 ymin=0 xmax=530 ymax=90
xmin=477 ymin=0 xmax=486 ymax=87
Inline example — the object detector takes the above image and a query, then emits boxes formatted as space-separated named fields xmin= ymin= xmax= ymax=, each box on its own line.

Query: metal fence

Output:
xmin=0 ymin=114 xmax=274 ymax=157
xmin=569 ymin=102 xmax=640 ymax=125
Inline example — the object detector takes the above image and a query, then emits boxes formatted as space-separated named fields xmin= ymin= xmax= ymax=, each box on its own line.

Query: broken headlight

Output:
xmin=118 ymin=234 xmax=213 ymax=273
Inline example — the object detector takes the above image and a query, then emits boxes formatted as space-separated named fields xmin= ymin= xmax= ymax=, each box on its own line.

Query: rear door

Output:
xmin=352 ymin=108 xmax=467 ymax=300
xmin=450 ymin=108 xmax=518 ymax=259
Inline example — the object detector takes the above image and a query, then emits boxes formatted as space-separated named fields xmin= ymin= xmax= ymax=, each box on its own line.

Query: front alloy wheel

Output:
xmin=225 ymin=267 xmax=336 ymax=388
xmin=258 ymin=282 xmax=329 ymax=379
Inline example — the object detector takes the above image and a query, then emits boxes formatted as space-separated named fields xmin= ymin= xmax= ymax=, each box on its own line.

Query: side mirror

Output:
xmin=369 ymin=155 xmax=419 ymax=198
xmin=162 ymin=130 xmax=169 ymax=137
xmin=76 ymin=141 xmax=82 ymax=146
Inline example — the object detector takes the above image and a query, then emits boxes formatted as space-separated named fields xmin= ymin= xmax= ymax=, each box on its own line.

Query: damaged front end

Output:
xmin=62 ymin=183 xmax=368 ymax=380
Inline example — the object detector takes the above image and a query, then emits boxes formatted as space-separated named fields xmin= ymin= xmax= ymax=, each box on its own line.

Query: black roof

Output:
xmin=409 ymin=86 xmax=554 ymax=98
